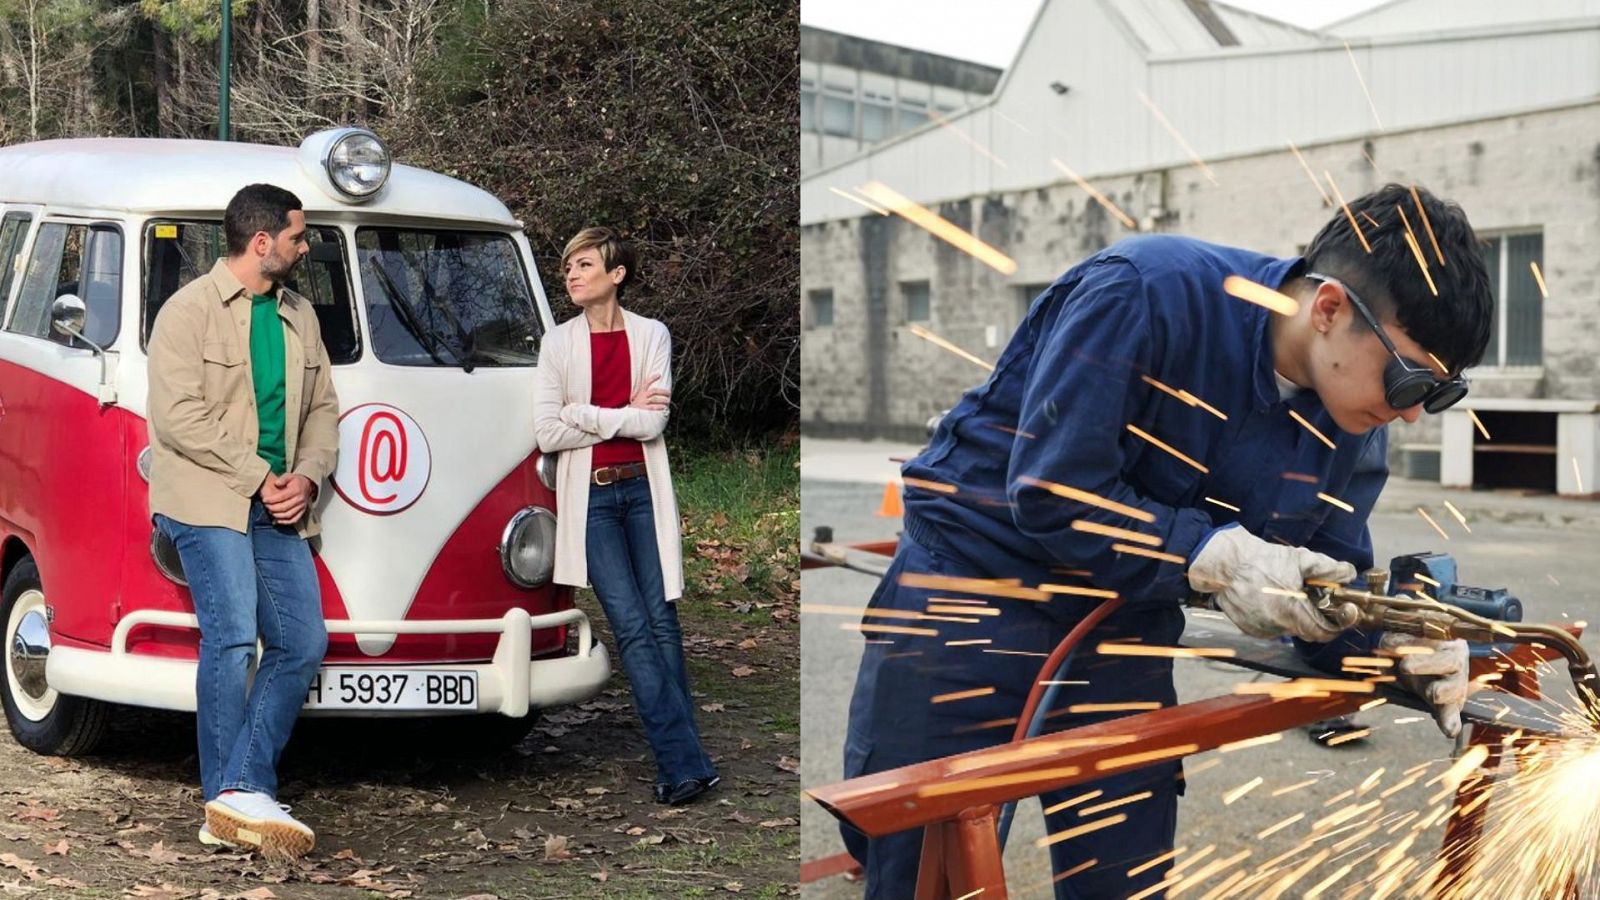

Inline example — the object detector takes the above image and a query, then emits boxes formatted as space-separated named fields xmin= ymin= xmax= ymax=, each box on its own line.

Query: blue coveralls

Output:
xmin=842 ymin=235 xmax=1389 ymax=899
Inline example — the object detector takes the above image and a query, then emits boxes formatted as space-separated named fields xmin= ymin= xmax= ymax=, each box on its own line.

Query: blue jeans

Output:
xmin=155 ymin=501 xmax=328 ymax=802
xmin=843 ymin=533 xmax=1182 ymax=900
xmin=586 ymin=476 xmax=715 ymax=786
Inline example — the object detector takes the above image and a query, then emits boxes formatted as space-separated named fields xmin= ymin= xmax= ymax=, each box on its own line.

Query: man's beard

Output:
xmin=261 ymin=250 xmax=299 ymax=283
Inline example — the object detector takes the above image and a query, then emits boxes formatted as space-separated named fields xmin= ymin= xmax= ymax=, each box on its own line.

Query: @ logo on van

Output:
xmin=332 ymin=403 xmax=431 ymax=515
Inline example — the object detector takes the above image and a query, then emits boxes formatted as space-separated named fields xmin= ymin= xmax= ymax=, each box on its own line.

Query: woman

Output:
xmin=532 ymin=227 xmax=719 ymax=805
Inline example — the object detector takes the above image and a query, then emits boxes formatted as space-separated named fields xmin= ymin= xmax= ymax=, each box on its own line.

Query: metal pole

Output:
xmin=219 ymin=0 xmax=231 ymax=140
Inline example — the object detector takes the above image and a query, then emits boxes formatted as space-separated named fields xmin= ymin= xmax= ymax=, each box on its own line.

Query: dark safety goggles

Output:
xmin=1306 ymin=273 xmax=1469 ymax=414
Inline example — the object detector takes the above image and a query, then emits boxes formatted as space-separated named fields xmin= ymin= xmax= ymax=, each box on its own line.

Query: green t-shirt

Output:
xmin=250 ymin=294 xmax=287 ymax=475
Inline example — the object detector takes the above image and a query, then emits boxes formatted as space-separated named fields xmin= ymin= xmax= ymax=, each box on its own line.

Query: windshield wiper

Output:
xmin=367 ymin=257 xmax=452 ymax=367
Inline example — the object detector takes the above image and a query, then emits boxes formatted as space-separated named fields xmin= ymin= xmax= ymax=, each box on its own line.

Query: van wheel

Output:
xmin=1 ymin=558 xmax=108 ymax=755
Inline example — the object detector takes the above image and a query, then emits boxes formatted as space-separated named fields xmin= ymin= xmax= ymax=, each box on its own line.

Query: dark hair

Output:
xmin=1303 ymin=183 xmax=1493 ymax=372
xmin=223 ymin=184 xmax=304 ymax=256
xmin=562 ymin=226 xmax=637 ymax=300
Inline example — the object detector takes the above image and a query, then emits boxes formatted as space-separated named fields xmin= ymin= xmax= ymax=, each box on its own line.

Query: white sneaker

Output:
xmin=204 ymin=791 xmax=315 ymax=859
xmin=197 ymin=823 xmax=239 ymax=849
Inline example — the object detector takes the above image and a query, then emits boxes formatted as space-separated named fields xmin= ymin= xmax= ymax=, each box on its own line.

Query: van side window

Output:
xmin=0 ymin=213 xmax=32 ymax=324
xmin=142 ymin=221 xmax=360 ymax=364
xmin=7 ymin=222 xmax=122 ymax=347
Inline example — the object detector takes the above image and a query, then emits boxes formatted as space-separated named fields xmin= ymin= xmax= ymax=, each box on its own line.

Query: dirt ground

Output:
xmin=0 ymin=592 xmax=799 ymax=899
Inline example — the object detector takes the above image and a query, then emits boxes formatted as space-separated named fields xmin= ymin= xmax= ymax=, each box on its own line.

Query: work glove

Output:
xmin=1380 ymin=632 xmax=1470 ymax=739
xmin=1186 ymin=524 xmax=1355 ymax=643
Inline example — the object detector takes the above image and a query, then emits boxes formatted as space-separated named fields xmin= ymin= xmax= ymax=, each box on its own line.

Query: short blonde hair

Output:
xmin=561 ymin=227 xmax=637 ymax=300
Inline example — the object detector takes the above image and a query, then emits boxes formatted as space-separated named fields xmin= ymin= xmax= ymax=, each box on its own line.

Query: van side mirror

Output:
xmin=48 ymin=293 xmax=117 ymax=406
xmin=50 ymin=294 xmax=86 ymax=338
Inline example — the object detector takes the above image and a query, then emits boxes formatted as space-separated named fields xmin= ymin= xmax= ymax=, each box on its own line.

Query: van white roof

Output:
xmin=0 ymin=138 xmax=519 ymax=227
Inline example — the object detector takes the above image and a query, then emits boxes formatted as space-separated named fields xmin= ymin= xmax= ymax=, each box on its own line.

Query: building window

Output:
xmin=861 ymin=90 xmax=894 ymax=142
xmin=809 ymin=289 xmax=834 ymax=329
xmin=821 ymin=83 xmax=856 ymax=138
xmin=1478 ymin=232 xmax=1543 ymax=367
xmin=898 ymin=98 xmax=928 ymax=133
xmin=902 ymin=281 xmax=931 ymax=322
xmin=800 ymin=78 xmax=816 ymax=133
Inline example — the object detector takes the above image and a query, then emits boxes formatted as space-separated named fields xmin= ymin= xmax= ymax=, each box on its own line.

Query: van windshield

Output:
xmin=356 ymin=228 xmax=541 ymax=369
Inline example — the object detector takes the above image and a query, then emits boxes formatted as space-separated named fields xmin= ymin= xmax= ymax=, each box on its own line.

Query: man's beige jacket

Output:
xmin=147 ymin=259 xmax=340 ymax=537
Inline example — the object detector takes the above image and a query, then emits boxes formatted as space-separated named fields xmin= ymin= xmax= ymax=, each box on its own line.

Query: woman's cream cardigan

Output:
xmin=532 ymin=309 xmax=685 ymax=601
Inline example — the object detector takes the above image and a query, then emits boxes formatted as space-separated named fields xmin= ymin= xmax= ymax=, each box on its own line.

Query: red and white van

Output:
xmin=0 ymin=128 xmax=610 ymax=754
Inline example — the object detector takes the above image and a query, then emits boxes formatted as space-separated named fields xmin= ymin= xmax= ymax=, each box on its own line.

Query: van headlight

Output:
xmin=536 ymin=451 xmax=557 ymax=491
xmin=325 ymin=130 xmax=391 ymax=198
xmin=500 ymin=507 xmax=556 ymax=588
xmin=299 ymin=127 xmax=391 ymax=202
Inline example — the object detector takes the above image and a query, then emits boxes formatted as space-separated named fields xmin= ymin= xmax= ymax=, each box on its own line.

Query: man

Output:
xmin=841 ymin=184 xmax=1493 ymax=898
xmin=148 ymin=184 xmax=339 ymax=858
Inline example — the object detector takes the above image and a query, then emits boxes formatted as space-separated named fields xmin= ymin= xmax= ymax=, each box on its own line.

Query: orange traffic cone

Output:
xmin=876 ymin=480 xmax=904 ymax=518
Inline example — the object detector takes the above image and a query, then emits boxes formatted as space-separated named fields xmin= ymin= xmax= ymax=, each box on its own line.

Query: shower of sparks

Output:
xmin=995 ymin=109 xmax=1034 ymax=136
xmin=1068 ymin=702 xmax=1163 ymax=714
xmin=1096 ymin=744 xmax=1199 ymax=771
xmin=841 ymin=622 xmax=939 ymax=637
xmin=1204 ymin=496 xmax=1242 ymax=513
xmin=1443 ymin=501 xmax=1472 ymax=533
xmin=1288 ymin=140 xmax=1332 ymax=206
xmin=928 ymin=109 xmax=1007 ymax=168
xmin=1531 ymin=261 xmax=1549 ymax=298
xmin=1343 ymin=41 xmax=1384 ymax=130
xmin=1112 ymin=543 xmax=1187 ymax=565
xmin=1258 ymin=813 xmax=1305 ymax=840
xmin=1317 ymin=492 xmax=1356 ymax=513
xmin=1141 ymin=375 xmax=1228 ymax=420
xmin=1044 ymin=789 xmax=1104 ymax=815
xmin=1126 ymin=424 xmax=1209 ymax=473
xmin=1218 ymin=733 xmax=1282 ymax=753
xmin=1426 ymin=351 xmax=1450 ymax=376
xmin=1038 ymin=813 xmax=1128 ymax=847
xmin=856 ymin=181 xmax=1018 ymax=275
xmin=1288 ymin=409 xmax=1337 ymax=450
xmin=827 ymin=185 xmax=890 ymax=216
xmin=1096 ymin=642 xmax=1236 ymax=659
xmin=1080 ymin=790 xmax=1156 ymax=817
xmin=931 ymin=687 xmax=995 ymax=704
xmin=1222 ymin=275 xmax=1300 ymax=316
xmin=1040 ymin=583 xmax=1121 ymax=600
xmin=1415 ymin=506 xmax=1450 ymax=541
xmin=1051 ymin=158 xmax=1138 ymax=229
xmin=1396 ymin=205 xmax=1439 ymax=296
xmin=1409 ymin=185 xmax=1445 ymax=266
xmin=899 ymin=572 xmax=1049 ymax=601
xmin=1128 ymin=845 xmax=1185 ymax=878
xmin=1576 ymin=457 xmax=1587 ymax=494
xmin=1223 ymin=777 xmax=1264 ymax=805
xmin=1071 ymin=519 xmax=1164 ymax=546
xmin=1016 ymin=476 xmax=1156 ymax=522
xmin=1467 ymin=408 xmax=1492 ymax=440
xmin=904 ymin=476 xmax=958 ymax=494
xmin=1136 ymin=90 xmax=1218 ymax=185
xmin=1324 ymin=171 xmax=1372 ymax=254
xmin=907 ymin=324 xmax=995 ymax=372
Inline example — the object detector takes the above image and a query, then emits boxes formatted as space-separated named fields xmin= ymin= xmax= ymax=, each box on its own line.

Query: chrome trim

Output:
xmin=149 ymin=530 xmax=187 ymax=586
xmin=499 ymin=506 xmax=556 ymax=588
xmin=10 ymin=607 xmax=50 ymax=701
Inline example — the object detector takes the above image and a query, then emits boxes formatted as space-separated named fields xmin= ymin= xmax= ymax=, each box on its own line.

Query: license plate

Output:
xmin=304 ymin=668 xmax=478 ymax=711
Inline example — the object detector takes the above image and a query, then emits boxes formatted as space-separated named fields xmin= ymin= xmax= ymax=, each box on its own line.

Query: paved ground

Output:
xmin=799 ymin=440 xmax=1600 ymax=899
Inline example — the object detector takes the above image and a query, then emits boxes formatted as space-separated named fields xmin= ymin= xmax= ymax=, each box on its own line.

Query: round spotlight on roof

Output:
xmin=299 ymin=127 xmax=391 ymax=202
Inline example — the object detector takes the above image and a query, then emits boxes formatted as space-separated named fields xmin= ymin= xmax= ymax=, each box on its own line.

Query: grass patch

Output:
xmin=674 ymin=441 xmax=800 ymax=608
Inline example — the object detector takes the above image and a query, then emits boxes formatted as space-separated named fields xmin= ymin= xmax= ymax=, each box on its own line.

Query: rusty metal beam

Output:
xmin=809 ymin=691 xmax=1370 ymax=838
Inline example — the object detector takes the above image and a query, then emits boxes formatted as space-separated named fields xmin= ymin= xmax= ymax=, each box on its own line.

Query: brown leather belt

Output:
xmin=591 ymin=462 xmax=648 ymax=486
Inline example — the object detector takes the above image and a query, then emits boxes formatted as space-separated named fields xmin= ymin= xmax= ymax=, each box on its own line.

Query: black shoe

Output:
xmin=664 ymin=779 xmax=708 ymax=805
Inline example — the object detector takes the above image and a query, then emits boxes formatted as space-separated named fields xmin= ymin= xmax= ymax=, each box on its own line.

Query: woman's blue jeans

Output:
xmin=155 ymin=500 xmax=328 ymax=802
xmin=586 ymin=476 xmax=715 ymax=786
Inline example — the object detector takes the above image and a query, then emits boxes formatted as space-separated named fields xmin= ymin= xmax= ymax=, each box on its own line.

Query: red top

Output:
xmin=589 ymin=331 xmax=646 ymax=468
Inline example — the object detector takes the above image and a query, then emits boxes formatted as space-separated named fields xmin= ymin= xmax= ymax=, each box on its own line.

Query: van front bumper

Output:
xmin=45 ymin=608 xmax=611 ymax=717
